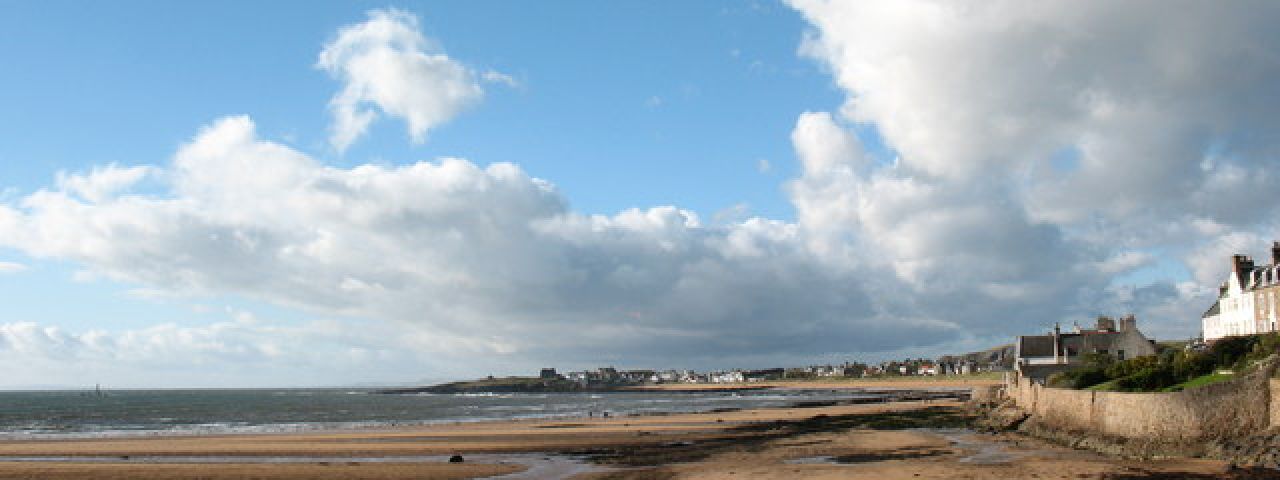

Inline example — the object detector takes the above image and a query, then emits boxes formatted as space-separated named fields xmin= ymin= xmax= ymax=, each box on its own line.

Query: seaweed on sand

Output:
xmin=566 ymin=406 xmax=973 ymax=467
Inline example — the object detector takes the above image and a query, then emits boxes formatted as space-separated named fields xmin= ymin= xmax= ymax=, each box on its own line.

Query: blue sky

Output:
xmin=0 ymin=1 xmax=1275 ymax=387
xmin=0 ymin=0 xmax=841 ymax=219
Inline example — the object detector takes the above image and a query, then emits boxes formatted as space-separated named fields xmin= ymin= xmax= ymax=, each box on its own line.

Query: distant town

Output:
xmin=479 ymin=343 xmax=1015 ymax=391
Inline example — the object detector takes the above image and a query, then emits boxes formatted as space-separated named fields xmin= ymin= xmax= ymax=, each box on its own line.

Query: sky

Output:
xmin=1 ymin=1 xmax=1278 ymax=388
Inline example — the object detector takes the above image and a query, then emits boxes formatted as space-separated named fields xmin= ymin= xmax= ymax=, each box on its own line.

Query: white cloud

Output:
xmin=481 ymin=70 xmax=520 ymax=88
xmin=1 ymin=115 xmax=953 ymax=374
xmin=0 ymin=312 xmax=468 ymax=388
xmin=317 ymin=9 xmax=494 ymax=152
xmin=791 ymin=0 xmax=1280 ymax=225
xmin=55 ymin=164 xmax=154 ymax=204
xmin=788 ymin=0 xmax=1280 ymax=337
xmin=0 ymin=261 xmax=26 ymax=274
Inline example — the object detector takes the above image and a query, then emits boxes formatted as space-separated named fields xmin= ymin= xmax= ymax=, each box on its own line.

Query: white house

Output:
xmin=709 ymin=370 xmax=744 ymax=383
xmin=1202 ymin=242 xmax=1280 ymax=342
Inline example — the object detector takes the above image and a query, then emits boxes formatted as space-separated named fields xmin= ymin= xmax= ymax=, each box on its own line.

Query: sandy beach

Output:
xmin=0 ymin=390 xmax=1269 ymax=479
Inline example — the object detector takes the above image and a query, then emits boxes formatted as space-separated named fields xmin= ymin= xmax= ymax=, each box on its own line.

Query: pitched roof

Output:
xmin=1202 ymin=300 xmax=1220 ymax=318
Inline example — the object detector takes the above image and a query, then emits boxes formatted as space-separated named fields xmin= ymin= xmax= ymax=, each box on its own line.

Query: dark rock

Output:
xmin=449 ymin=454 xmax=464 ymax=463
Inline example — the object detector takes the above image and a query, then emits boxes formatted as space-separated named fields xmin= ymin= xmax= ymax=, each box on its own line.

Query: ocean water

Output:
xmin=0 ymin=388 xmax=873 ymax=438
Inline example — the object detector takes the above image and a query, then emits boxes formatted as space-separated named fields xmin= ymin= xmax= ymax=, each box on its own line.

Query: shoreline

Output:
xmin=0 ymin=385 xmax=1259 ymax=479
xmin=1 ymin=383 xmax=983 ymax=442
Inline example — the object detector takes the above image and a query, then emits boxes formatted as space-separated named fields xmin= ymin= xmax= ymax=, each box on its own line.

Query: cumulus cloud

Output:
xmin=2 ymin=115 xmax=960 ymax=373
xmin=318 ymin=9 xmax=491 ymax=151
xmin=788 ymin=0 xmax=1280 ymax=337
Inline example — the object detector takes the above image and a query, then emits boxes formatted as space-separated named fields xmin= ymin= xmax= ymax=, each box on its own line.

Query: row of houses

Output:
xmin=1201 ymin=242 xmax=1280 ymax=341
xmin=545 ymin=358 xmax=997 ymax=387
xmin=1009 ymin=240 xmax=1280 ymax=384
xmin=550 ymin=367 xmax=788 ymax=386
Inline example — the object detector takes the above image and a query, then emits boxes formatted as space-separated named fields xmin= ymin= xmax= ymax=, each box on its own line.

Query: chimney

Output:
xmin=1272 ymin=241 xmax=1280 ymax=265
xmin=1053 ymin=323 xmax=1062 ymax=364
xmin=1233 ymin=254 xmax=1255 ymax=287
xmin=1119 ymin=314 xmax=1136 ymax=332
xmin=1095 ymin=316 xmax=1116 ymax=332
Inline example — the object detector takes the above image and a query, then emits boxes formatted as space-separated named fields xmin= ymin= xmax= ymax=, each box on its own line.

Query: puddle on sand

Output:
xmin=784 ymin=429 xmax=1029 ymax=467
xmin=479 ymin=453 xmax=615 ymax=479
xmin=783 ymin=449 xmax=948 ymax=466
xmin=0 ymin=453 xmax=614 ymax=479
xmin=927 ymin=428 xmax=1028 ymax=465
xmin=784 ymin=456 xmax=840 ymax=465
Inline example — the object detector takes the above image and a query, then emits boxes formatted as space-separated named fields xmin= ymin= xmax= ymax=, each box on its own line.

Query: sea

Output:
xmin=0 ymin=388 xmax=881 ymax=439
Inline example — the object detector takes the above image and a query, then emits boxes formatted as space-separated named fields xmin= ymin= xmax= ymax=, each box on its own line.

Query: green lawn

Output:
xmin=1160 ymin=372 xmax=1233 ymax=392
xmin=1084 ymin=372 xmax=1234 ymax=392
xmin=1085 ymin=379 xmax=1121 ymax=391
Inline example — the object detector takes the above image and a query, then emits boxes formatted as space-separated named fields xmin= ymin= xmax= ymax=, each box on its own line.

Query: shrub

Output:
xmin=1046 ymin=372 xmax=1072 ymax=388
xmin=1171 ymin=350 xmax=1215 ymax=379
xmin=1210 ymin=335 xmax=1255 ymax=369
xmin=1104 ymin=355 xmax=1159 ymax=379
xmin=1114 ymin=364 xmax=1177 ymax=391
xmin=1072 ymin=367 xmax=1111 ymax=389
xmin=1049 ymin=365 xmax=1109 ymax=389
xmin=1241 ymin=332 xmax=1280 ymax=367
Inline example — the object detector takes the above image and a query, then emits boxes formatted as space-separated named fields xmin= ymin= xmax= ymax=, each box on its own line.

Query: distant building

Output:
xmin=598 ymin=367 xmax=619 ymax=382
xmin=620 ymin=370 xmax=654 ymax=383
xmin=539 ymin=368 xmax=559 ymax=379
xmin=743 ymin=368 xmax=784 ymax=382
xmin=709 ymin=370 xmax=744 ymax=383
xmin=1014 ymin=315 xmax=1157 ymax=383
xmin=1202 ymin=242 xmax=1280 ymax=342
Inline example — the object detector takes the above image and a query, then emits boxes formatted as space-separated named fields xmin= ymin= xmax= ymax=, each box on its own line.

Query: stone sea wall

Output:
xmin=999 ymin=357 xmax=1280 ymax=464
xmin=1007 ymin=359 xmax=1277 ymax=442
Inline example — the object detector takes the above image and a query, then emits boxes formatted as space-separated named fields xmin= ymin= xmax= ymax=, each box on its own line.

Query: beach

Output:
xmin=0 ymin=383 xmax=1266 ymax=479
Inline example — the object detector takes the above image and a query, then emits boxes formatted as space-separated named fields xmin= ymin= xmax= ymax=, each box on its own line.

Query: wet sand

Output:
xmin=0 ymin=461 xmax=521 ymax=480
xmin=0 ymin=398 xmax=1263 ymax=479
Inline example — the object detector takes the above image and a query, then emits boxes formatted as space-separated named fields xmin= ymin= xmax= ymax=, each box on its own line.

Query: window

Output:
xmin=1117 ymin=350 xmax=1125 ymax=360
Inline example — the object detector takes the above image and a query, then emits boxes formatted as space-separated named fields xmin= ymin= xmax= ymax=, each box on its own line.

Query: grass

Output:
xmin=1160 ymin=372 xmax=1233 ymax=392
xmin=1084 ymin=372 xmax=1234 ymax=393
xmin=1085 ymin=379 xmax=1121 ymax=391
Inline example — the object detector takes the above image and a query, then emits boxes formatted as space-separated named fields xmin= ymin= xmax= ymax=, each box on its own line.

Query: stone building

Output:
xmin=1014 ymin=315 xmax=1158 ymax=383
xmin=1202 ymin=242 xmax=1280 ymax=342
